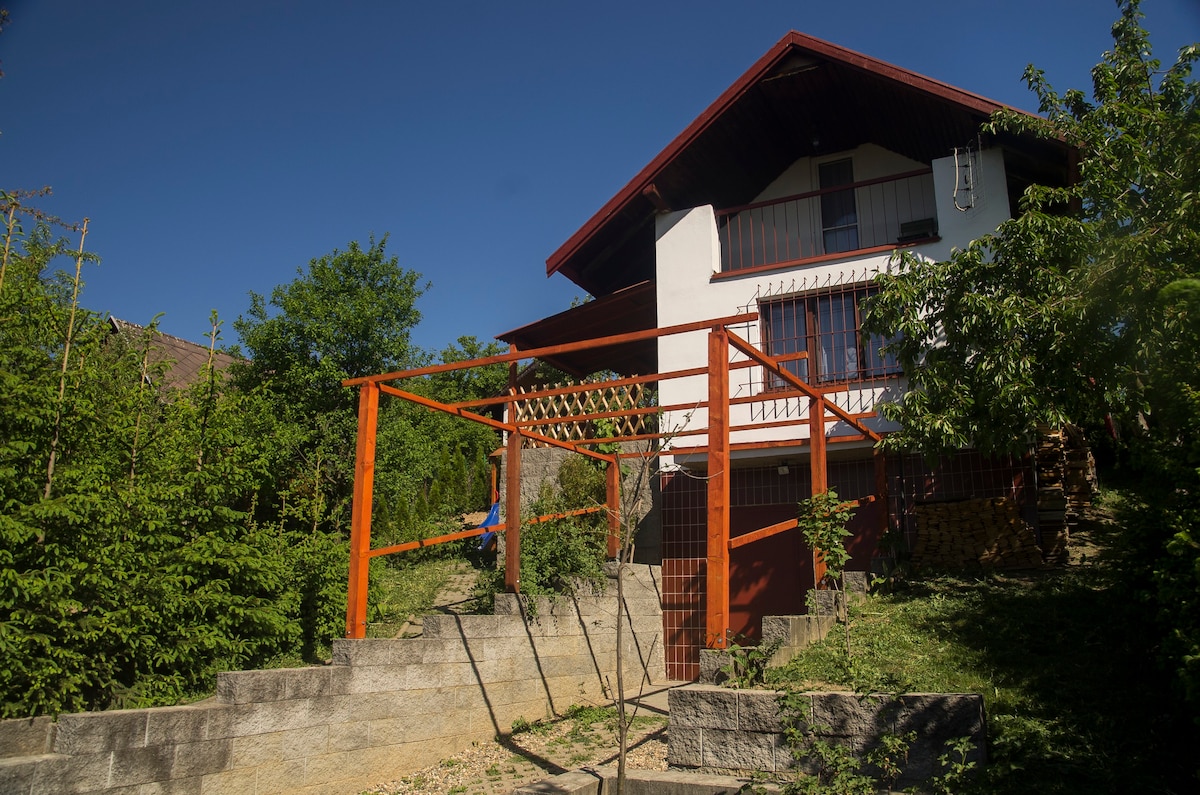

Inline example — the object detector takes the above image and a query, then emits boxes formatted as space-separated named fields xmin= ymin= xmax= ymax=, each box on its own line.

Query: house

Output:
xmin=108 ymin=317 xmax=239 ymax=388
xmin=497 ymin=32 xmax=1073 ymax=680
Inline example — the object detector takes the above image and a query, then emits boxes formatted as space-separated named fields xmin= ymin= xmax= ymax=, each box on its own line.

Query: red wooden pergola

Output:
xmin=340 ymin=313 xmax=885 ymax=647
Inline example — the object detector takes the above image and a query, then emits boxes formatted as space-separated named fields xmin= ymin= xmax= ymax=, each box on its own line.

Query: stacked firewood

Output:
xmin=1035 ymin=425 xmax=1096 ymax=565
xmin=912 ymin=497 xmax=1043 ymax=569
xmin=1062 ymin=425 xmax=1097 ymax=514
xmin=1036 ymin=426 xmax=1070 ymax=565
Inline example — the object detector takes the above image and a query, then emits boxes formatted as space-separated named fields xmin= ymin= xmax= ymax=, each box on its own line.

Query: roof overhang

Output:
xmin=546 ymin=31 xmax=1071 ymax=297
xmin=496 ymin=281 xmax=656 ymax=377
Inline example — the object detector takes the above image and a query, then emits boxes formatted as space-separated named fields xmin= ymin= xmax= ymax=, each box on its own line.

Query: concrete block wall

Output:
xmin=505 ymin=446 xmax=575 ymax=510
xmin=668 ymin=684 xmax=985 ymax=787
xmin=697 ymin=613 xmax=836 ymax=686
xmin=0 ymin=565 xmax=664 ymax=795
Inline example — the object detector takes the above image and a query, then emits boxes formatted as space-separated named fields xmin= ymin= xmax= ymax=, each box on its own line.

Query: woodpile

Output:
xmin=912 ymin=497 xmax=1043 ymax=569
xmin=1035 ymin=425 xmax=1097 ymax=565
xmin=1062 ymin=425 xmax=1098 ymax=512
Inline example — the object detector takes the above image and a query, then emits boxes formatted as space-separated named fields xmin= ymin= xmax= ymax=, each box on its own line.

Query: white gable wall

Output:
xmin=756 ymin=143 xmax=925 ymax=201
xmin=655 ymin=146 xmax=1010 ymax=467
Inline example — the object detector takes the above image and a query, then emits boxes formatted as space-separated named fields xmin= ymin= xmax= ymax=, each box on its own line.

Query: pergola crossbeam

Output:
xmin=342 ymin=312 xmax=888 ymax=650
xmin=342 ymin=311 xmax=758 ymax=387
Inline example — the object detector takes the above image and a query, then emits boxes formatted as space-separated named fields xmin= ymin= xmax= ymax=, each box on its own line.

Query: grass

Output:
xmin=261 ymin=552 xmax=462 ymax=670
xmin=365 ymin=557 xmax=461 ymax=638
xmin=765 ymin=527 xmax=1197 ymax=794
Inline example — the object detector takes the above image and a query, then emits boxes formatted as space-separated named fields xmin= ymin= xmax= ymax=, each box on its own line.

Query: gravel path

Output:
xmin=365 ymin=557 xmax=672 ymax=795
xmin=364 ymin=709 xmax=668 ymax=795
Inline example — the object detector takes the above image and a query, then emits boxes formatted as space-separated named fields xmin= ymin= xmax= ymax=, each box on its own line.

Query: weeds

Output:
xmin=864 ymin=730 xmax=915 ymax=790
xmin=767 ymin=565 xmax=1195 ymax=793
xmin=467 ymin=463 xmax=609 ymax=616
xmin=929 ymin=736 xmax=977 ymax=795
xmin=719 ymin=632 xmax=782 ymax=688
xmin=510 ymin=716 xmax=549 ymax=735
xmin=364 ymin=557 xmax=457 ymax=638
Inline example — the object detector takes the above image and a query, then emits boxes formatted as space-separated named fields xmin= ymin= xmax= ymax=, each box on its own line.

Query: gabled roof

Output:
xmin=109 ymin=317 xmax=239 ymax=388
xmin=546 ymin=31 xmax=1070 ymax=297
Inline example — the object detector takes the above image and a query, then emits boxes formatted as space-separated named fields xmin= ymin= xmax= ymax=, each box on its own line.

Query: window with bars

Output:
xmin=760 ymin=284 xmax=901 ymax=387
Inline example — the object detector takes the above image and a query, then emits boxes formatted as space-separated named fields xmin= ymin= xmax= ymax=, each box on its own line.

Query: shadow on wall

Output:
xmin=0 ymin=565 xmax=666 ymax=795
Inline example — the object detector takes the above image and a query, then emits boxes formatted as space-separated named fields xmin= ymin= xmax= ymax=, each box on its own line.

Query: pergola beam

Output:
xmin=343 ymin=311 xmax=759 ymax=387
xmin=345 ymin=382 xmax=380 ymax=639
xmin=343 ymin=310 xmax=890 ymax=650
xmin=505 ymin=357 xmax=522 ymax=593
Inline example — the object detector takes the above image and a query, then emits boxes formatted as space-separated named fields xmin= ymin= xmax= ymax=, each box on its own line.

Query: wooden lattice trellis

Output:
xmin=512 ymin=381 xmax=654 ymax=447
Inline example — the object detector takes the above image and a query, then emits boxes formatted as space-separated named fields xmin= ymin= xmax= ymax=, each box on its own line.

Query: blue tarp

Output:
xmin=476 ymin=501 xmax=501 ymax=552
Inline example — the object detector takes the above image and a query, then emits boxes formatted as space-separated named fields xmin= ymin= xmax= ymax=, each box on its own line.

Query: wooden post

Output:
xmin=345 ymin=381 xmax=380 ymax=639
xmin=504 ymin=353 xmax=522 ymax=593
xmin=490 ymin=455 xmax=499 ymax=503
xmin=706 ymin=326 xmax=731 ymax=649
xmin=810 ymin=393 xmax=828 ymax=585
xmin=606 ymin=457 xmax=621 ymax=559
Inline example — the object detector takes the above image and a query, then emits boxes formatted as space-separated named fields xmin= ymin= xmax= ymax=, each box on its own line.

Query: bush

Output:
xmin=470 ymin=457 xmax=609 ymax=609
xmin=518 ymin=458 xmax=608 ymax=598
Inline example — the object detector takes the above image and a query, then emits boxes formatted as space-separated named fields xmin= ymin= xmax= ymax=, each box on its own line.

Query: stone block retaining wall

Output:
xmin=0 ymin=565 xmax=663 ymax=795
xmin=668 ymin=684 xmax=985 ymax=787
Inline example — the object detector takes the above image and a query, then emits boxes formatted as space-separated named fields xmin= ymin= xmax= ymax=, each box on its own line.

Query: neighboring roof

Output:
xmin=546 ymin=31 xmax=1070 ymax=297
xmin=108 ymin=317 xmax=240 ymax=388
xmin=496 ymin=280 xmax=656 ymax=377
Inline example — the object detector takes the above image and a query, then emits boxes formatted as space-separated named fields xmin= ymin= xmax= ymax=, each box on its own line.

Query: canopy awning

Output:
xmin=496 ymin=281 xmax=656 ymax=377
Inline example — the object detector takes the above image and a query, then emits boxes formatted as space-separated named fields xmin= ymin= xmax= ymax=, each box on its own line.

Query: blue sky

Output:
xmin=2 ymin=0 xmax=1197 ymax=355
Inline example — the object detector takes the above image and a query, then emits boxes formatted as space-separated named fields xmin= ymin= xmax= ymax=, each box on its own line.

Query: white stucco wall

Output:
xmin=655 ymin=145 xmax=1011 ymax=468
xmin=756 ymin=143 xmax=925 ymax=201
xmin=926 ymin=145 xmax=1011 ymax=261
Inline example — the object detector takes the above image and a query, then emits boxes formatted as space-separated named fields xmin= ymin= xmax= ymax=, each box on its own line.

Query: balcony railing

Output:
xmin=716 ymin=168 xmax=937 ymax=274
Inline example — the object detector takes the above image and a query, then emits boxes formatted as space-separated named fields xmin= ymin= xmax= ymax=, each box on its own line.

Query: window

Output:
xmin=819 ymin=159 xmax=859 ymax=254
xmin=760 ymin=285 xmax=900 ymax=387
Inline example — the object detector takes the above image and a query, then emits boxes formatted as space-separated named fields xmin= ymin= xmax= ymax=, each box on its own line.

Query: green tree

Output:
xmin=231 ymin=236 xmax=427 ymax=533
xmin=866 ymin=1 xmax=1198 ymax=455
xmin=232 ymin=235 xmax=426 ymax=416
xmin=864 ymin=0 xmax=1200 ymax=709
xmin=428 ymin=335 xmax=509 ymax=403
xmin=0 ymin=215 xmax=302 ymax=715
xmin=229 ymin=239 xmax=504 ymax=637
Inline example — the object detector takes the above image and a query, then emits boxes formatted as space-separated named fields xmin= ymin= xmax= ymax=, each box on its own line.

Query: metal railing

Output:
xmin=717 ymin=168 xmax=937 ymax=274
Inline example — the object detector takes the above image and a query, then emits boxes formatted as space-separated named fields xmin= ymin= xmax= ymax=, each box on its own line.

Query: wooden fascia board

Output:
xmin=786 ymin=31 xmax=1017 ymax=118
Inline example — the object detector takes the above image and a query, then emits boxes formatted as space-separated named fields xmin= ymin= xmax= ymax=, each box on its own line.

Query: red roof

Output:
xmin=109 ymin=317 xmax=240 ymax=388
